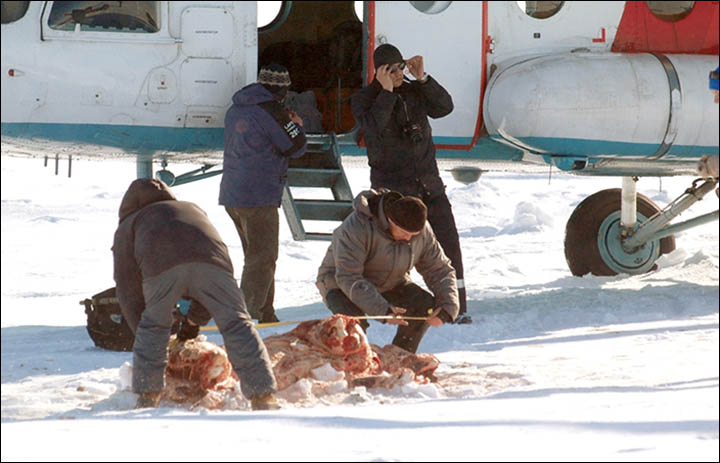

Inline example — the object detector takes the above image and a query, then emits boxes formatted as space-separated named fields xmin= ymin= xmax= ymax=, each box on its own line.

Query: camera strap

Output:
xmin=397 ymin=94 xmax=411 ymax=124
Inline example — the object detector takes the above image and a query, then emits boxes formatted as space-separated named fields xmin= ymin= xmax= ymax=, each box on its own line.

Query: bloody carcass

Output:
xmin=159 ymin=314 xmax=440 ymax=408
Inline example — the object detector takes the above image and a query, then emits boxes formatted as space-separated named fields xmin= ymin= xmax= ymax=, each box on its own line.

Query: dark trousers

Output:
xmin=324 ymin=282 xmax=435 ymax=353
xmin=424 ymin=191 xmax=466 ymax=314
xmin=225 ymin=206 xmax=279 ymax=322
xmin=135 ymin=263 xmax=276 ymax=399
xmin=371 ymin=176 xmax=467 ymax=315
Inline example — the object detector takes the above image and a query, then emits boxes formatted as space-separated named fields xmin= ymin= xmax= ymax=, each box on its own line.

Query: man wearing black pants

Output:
xmin=316 ymin=190 xmax=459 ymax=353
xmin=351 ymin=44 xmax=470 ymax=323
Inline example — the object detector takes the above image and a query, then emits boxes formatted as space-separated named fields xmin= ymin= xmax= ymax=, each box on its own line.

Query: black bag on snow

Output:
xmin=81 ymin=287 xmax=135 ymax=351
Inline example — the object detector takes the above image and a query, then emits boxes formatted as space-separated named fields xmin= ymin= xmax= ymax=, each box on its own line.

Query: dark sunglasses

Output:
xmin=389 ymin=62 xmax=406 ymax=73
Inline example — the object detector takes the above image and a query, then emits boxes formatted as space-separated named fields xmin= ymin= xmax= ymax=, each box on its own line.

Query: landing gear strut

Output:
xmin=565 ymin=175 xmax=718 ymax=276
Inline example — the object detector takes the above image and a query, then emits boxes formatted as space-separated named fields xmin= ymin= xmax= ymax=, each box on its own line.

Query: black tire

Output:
xmin=564 ymin=188 xmax=676 ymax=276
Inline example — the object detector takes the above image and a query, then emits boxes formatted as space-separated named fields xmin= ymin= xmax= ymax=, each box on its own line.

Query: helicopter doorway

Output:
xmin=258 ymin=1 xmax=364 ymax=135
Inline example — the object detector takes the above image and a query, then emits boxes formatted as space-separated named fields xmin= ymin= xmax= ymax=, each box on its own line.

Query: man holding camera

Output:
xmin=351 ymin=44 xmax=470 ymax=323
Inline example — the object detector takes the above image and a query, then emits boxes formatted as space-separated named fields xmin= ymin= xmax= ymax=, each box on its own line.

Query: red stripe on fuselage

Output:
xmin=612 ymin=1 xmax=719 ymax=54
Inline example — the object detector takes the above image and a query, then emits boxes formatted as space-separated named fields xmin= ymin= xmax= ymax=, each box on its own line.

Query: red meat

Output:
xmin=159 ymin=314 xmax=441 ymax=408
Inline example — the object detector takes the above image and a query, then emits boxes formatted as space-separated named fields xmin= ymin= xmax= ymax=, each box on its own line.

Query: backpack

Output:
xmin=80 ymin=287 xmax=135 ymax=351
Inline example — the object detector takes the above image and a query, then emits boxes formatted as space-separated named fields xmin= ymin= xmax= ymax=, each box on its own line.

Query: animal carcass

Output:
xmin=161 ymin=337 xmax=238 ymax=409
xmin=159 ymin=314 xmax=441 ymax=408
xmin=264 ymin=314 xmax=440 ymax=390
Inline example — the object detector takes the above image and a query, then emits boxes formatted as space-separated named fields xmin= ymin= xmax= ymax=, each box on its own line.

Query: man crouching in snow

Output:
xmin=316 ymin=189 xmax=459 ymax=353
xmin=112 ymin=178 xmax=279 ymax=410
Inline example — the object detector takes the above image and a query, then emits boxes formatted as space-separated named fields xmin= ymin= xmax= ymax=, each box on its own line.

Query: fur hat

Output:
xmin=258 ymin=63 xmax=291 ymax=93
xmin=385 ymin=194 xmax=427 ymax=233
xmin=373 ymin=44 xmax=404 ymax=69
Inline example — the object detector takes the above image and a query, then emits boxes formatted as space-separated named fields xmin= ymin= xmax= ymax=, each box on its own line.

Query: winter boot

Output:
xmin=453 ymin=287 xmax=472 ymax=324
xmin=136 ymin=391 xmax=162 ymax=409
xmin=251 ymin=393 xmax=281 ymax=411
xmin=391 ymin=322 xmax=430 ymax=354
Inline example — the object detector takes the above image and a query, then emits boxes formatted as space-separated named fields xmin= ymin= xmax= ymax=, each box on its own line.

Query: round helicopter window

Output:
xmin=516 ymin=1 xmax=565 ymax=19
xmin=646 ymin=1 xmax=695 ymax=22
xmin=409 ymin=1 xmax=453 ymax=15
xmin=258 ymin=1 xmax=283 ymax=30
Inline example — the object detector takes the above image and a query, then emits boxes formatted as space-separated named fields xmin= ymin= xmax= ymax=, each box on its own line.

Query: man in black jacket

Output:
xmin=113 ymin=178 xmax=279 ymax=410
xmin=351 ymin=43 xmax=470 ymax=323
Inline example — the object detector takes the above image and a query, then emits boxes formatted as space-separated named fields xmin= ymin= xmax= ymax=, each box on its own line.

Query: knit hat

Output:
xmin=258 ymin=63 xmax=291 ymax=93
xmin=385 ymin=195 xmax=427 ymax=233
xmin=373 ymin=44 xmax=404 ymax=69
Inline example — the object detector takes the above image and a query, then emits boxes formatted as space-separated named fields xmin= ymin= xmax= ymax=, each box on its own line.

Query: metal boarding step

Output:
xmin=281 ymin=133 xmax=354 ymax=241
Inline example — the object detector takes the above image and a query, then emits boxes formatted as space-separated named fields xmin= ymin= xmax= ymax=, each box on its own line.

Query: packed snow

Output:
xmin=1 ymin=153 xmax=718 ymax=461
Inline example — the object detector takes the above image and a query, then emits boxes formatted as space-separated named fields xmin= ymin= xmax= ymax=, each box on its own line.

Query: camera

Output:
xmin=402 ymin=123 xmax=423 ymax=144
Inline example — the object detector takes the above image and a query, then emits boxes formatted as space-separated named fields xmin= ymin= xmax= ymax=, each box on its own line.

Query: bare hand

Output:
xmin=387 ymin=306 xmax=408 ymax=326
xmin=405 ymin=55 xmax=425 ymax=80
xmin=376 ymin=64 xmax=394 ymax=92
xmin=426 ymin=308 xmax=444 ymax=327
xmin=288 ymin=110 xmax=304 ymax=127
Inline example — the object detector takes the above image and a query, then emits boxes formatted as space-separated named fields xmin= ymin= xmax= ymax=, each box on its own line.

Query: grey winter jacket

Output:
xmin=220 ymin=83 xmax=307 ymax=208
xmin=316 ymin=190 xmax=459 ymax=321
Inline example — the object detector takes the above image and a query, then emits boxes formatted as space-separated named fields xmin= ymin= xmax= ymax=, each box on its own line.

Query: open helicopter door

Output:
xmin=370 ymin=1 xmax=487 ymax=149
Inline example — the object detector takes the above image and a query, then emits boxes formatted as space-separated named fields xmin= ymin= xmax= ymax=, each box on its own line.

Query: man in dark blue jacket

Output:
xmin=351 ymin=44 xmax=470 ymax=323
xmin=220 ymin=64 xmax=307 ymax=324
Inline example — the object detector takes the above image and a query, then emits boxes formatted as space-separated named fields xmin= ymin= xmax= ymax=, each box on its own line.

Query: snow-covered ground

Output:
xmin=1 ymin=153 xmax=718 ymax=461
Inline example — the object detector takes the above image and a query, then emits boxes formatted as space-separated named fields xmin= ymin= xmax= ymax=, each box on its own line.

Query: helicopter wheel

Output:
xmin=564 ymin=188 xmax=676 ymax=276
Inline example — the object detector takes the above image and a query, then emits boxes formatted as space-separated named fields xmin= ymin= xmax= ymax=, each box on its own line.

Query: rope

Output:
xmin=199 ymin=313 xmax=433 ymax=331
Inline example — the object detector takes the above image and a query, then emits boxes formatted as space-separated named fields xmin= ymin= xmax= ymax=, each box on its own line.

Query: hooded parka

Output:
xmin=112 ymin=179 xmax=277 ymax=398
xmin=220 ymin=83 xmax=307 ymax=208
xmin=113 ymin=178 xmax=233 ymax=331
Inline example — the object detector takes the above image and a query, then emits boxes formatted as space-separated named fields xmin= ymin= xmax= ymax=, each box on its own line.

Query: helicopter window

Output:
xmin=516 ymin=1 xmax=564 ymax=19
xmin=258 ymin=1 xmax=285 ymax=31
xmin=353 ymin=1 xmax=363 ymax=22
xmin=646 ymin=1 xmax=695 ymax=22
xmin=1 ymin=1 xmax=30 ymax=24
xmin=48 ymin=1 xmax=159 ymax=33
xmin=409 ymin=1 xmax=453 ymax=15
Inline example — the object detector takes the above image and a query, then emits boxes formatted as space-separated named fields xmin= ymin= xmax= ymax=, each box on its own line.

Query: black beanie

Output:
xmin=386 ymin=195 xmax=427 ymax=233
xmin=258 ymin=63 xmax=291 ymax=94
xmin=373 ymin=44 xmax=404 ymax=69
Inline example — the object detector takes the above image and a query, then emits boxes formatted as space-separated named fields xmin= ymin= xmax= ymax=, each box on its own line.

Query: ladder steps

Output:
xmin=287 ymin=168 xmax=341 ymax=188
xmin=305 ymin=232 xmax=334 ymax=241
xmin=288 ymin=150 xmax=338 ymax=169
xmin=294 ymin=200 xmax=353 ymax=221
xmin=281 ymin=134 xmax=354 ymax=240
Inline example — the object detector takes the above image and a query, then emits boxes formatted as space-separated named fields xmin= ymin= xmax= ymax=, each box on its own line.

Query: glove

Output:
xmin=176 ymin=317 xmax=199 ymax=341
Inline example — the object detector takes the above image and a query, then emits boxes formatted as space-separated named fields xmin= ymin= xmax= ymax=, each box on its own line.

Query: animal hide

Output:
xmin=262 ymin=314 xmax=381 ymax=390
xmin=161 ymin=337 xmax=237 ymax=409
xmin=160 ymin=314 xmax=440 ymax=408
